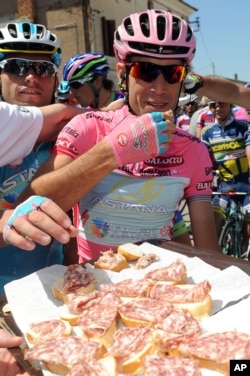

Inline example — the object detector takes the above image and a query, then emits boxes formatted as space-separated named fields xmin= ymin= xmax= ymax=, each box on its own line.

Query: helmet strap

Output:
xmin=174 ymin=84 xmax=184 ymax=114
xmin=123 ymin=65 xmax=136 ymax=115
xmin=87 ymin=80 xmax=102 ymax=108
xmin=51 ymin=75 xmax=58 ymax=104
xmin=118 ymin=73 xmax=127 ymax=93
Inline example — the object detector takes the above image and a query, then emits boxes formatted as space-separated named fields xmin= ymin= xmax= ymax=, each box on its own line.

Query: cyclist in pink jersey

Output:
xmin=17 ymin=9 xmax=221 ymax=261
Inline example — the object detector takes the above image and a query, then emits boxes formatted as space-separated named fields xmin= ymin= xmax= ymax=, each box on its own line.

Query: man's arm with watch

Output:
xmin=184 ymin=73 xmax=250 ymax=109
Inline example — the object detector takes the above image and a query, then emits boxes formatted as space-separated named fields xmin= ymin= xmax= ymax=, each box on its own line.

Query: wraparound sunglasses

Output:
xmin=125 ymin=61 xmax=187 ymax=84
xmin=0 ymin=58 xmax=57 ymax=77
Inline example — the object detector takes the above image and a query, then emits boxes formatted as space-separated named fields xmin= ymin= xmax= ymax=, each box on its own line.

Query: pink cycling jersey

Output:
xmin=52 ymin=106 xmax=213 ymax=261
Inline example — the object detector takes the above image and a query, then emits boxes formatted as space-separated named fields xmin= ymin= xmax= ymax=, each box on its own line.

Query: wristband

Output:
xmin=184 ymin=73 xmax=204 ymax=94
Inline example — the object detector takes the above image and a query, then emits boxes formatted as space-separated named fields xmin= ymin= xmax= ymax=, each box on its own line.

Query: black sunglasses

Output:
xmin=0 ymin=58 xmax=57 ymax=78
xmin=186 ymin=101 xmax=197 ymax=106
xmin=209 ymin=102 xmax=227 ymax=109
xmin=125 ymin=61 xmax=187 ymax=84
xmin=69 ymin=80 xmax=86 ymax=90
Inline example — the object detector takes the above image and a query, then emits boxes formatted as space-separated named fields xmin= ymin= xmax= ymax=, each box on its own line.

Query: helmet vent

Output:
xmin=7 ymin=24 xmax=18 ymax=39
xmin=139 ymin=13 xmax=150 ymax=38
xmin=36 ymin=25 xmax=45 ymax=40
xmin=124 ymin=17 xmax=134 ymax=37
xmin=22 ymin=23 xmax=32 ymax=39
xmin=186 ymin=25 xmax=193 ymax=42
xmin=156 ymin=16 xmax=166 ymax=41
xmin=172 ymin=17 xmax=181 ymax=41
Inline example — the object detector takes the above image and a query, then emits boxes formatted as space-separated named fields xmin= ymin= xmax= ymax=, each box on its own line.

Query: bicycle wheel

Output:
xmin=219 ymin=219 xmax=236 ymax=256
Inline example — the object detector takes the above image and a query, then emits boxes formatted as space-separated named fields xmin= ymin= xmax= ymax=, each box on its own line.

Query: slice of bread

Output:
xmin=143 ymin=355 xmax=202 ymax=376
xmin=69 ymin=355 xmax=117 ymax=376
xmin=51 ymin=276 xmax=96 ymax=303
xmin=117 ymin=242 xmax=144 ymax=261
xmin=25 ymin=336 xmax=106 ymax=375
xmin=168 ymin=350 xmax=229 ymax=375
xmin=109 ymin=326 xmax=156 ymax=375
xmin=173 ymin=294 xmax=213 ymax=318
xmin=93 ymin=250 xmax=129 ymax=272
xmin=150 ymin=281 xmax=212 ymax=318
xmin=169 ymin=331 xmax=250 ymax=375
xmin=59 ymin=304 xmax=79 ymax=326
xmin=26 ymin=319 xmax=72 ymax=345
xmin=120 ymin=339 xmax=155 ymax=375
xmin=80 ymin=316 xmax=118 ymax=348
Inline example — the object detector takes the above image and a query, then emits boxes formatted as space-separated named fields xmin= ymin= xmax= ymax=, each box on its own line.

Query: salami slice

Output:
xmin=150 ymin=280 xmax=211 ymax=303
xmin=145 ymin=259 xmax=187 ymax=284
xmin=93 ymin=250 xmax=129 ymax=272
xmin=66 ymin=290 xmax=103 ymax=314
xmin=26 ymin=319 xmax=72 ymax=345
xmin=62 ymin=264 xmax=96 ymax=294
xmin=69 ymin=361 xmax=106 ymax=376
xmin=178 ymin=331 xmax=250 ymax=364
xmin=108 ymin=325 xmax=155 ymax=374
xmin=118 ymin=298 xmax=173 ymax=326
xmin=109 ymin=325 xmax=153 ymax=358
xmin=154 ymin=309 xmax=202 ymax=350
xmin=143 ymin=355 xmax=201 ymax=376
xmin=77 ymin=293 xmax=119 ymax=339
xmin=25 ymin=336 xmax=104 ymax=367
xmin=134 ymin=253 xmax=159 ymax=269
xmin=68 ymin=355 xmax=117 ymax=376
xmin=100 ymin=278 xmax=151 ymax=298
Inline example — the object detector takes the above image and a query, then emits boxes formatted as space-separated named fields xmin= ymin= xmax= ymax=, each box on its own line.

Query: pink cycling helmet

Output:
xmin=114 ymin=9 xmax=196 ymax=64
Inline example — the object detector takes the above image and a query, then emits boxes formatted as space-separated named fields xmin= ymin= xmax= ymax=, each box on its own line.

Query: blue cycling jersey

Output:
xmin=0 ymin=142 xmax=63 ymax=293
xmin=201 ymin=116 xmax=250 ymax=184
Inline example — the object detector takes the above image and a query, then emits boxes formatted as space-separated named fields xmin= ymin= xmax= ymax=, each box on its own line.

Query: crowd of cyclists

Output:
xmin=175 ymin=93 xmax=250 ymax=259
xmin=1 ymin=8 xmax=250 ymax=374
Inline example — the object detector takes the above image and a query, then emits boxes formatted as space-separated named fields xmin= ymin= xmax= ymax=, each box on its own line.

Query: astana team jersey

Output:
xmin=53 ymin=106 xmax=213 ymax=261
xmin=0 ymin=142 xmax=63 ymax=292
xmin=201 ymin=115 xmax=250 ymax=184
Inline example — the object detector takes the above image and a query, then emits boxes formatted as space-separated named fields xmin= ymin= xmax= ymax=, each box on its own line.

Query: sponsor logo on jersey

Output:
xmin=144 ymin=155 xmax=184 ymax=167
xmin=62 ymin=126 xmax=79 ymax=138
xmin=86 ymin=111 xmax=113 ymax=123
xmin=55 ymin=138 xmax=78 ymax=155
xmin=196 ymin=181 xmax=213 ymax=190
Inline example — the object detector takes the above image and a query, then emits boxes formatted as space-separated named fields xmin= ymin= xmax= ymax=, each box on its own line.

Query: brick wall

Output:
xmin=17 ymin=0 xmax=35 ymax=21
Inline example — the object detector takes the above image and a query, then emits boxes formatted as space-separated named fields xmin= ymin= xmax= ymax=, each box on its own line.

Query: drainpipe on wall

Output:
xmin=81 ymin=0 xmax=91 ymax=51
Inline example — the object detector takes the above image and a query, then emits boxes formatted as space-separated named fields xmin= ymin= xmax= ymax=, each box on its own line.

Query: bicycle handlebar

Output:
xmin=212 ymin=191 xmax=250 ymax=196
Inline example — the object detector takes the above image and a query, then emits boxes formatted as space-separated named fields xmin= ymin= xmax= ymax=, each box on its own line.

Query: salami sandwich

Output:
xmin=170 ymin=331 xmax=250 ymax=375
xmin=52 ymin=264 xmax=97 ymax=302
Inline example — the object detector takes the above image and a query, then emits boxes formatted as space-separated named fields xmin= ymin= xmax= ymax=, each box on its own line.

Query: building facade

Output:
xmin=0 ymin=0 xmax=197 ymax=81
xmin=0 ymin=1 xmax=247 ymax=86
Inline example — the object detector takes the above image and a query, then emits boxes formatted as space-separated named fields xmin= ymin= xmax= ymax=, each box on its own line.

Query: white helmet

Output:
xmin=0 ymin=22 xmax=62 ymax=67
xmin=178 ymin=93 xmax=199 ymax=106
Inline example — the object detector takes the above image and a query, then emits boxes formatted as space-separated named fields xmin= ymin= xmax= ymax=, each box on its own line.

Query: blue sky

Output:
xmin=188 ymin=0 xmax=250 ymax=83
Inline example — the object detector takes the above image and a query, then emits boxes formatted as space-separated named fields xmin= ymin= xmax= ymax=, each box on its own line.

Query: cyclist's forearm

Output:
xmin=17 ymin=139 xmax=118 ymax=213
xmin=38 ymin=104 xmax=85 ymax=142
xmin=198 ymin=76 xmax=250 ymax=109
